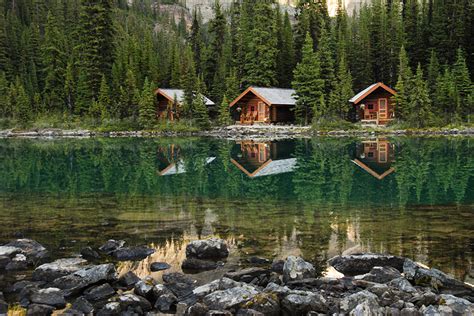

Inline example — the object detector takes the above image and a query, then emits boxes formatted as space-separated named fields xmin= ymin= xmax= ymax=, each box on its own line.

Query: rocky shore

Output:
xmin=1 ymin=125 xmax=474 ymax=140
xmin=0 ymin=238 xmax=473 ymax=315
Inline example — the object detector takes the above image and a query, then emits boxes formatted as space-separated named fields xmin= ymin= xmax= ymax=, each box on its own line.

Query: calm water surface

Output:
xmin=0 ymin=137 xmax=473 ymax=284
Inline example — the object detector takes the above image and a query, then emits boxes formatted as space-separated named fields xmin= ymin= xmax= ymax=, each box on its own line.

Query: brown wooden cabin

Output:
xmin=351 ymin=138 xmax=395 ymax=180
xmin=230 ymin=141 xmax=297 ymax=178
xmin=155 ymin=89 xmax=215 ymax=121
xmin=350 ymin=83 xmax=397 ymax=125
xmin=229 ymin=87 xmax=296 ymax=124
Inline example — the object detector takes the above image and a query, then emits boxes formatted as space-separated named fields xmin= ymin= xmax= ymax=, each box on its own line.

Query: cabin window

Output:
xmin=250 ymin=106 xmax=255 ymax=112
xmin=368 ymin=104 xmax=374 ymax=110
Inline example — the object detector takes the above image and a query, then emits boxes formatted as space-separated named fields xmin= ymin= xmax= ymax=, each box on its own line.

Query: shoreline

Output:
xmin=1 ymin=125 xmax=474 ymax=140
xmin=0 ymin=238 xmax=473 ymax=315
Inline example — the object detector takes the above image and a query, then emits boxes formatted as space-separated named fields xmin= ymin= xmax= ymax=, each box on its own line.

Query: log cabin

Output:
xmin=349 ymin=82 xmax=397 ymax=125
xmin=351 ymin=138 xmax=395 ymax=180
xmin=230 ymin=141 xmax=297 ymax=178
xmin=229 ymin=87 xmax=296 ymax=124
xmin=155 ymin=89 xmax=215 ymax=121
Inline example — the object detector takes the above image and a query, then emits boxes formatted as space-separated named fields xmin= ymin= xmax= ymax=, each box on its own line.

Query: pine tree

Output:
xmin=434 ymin=67 xmax=456 ymax=121
xmin=14 ymin=78 xmax=31 ymax=125
xmin=452 ymin=48 xmax=472 ymax=119
xmin=205 ymin=0 xmax=226 ymax=89
xmin=189 ymin=9 xmax=203 ymax=74
xmin=329 ymin=54 xmax=353 ymax=119
xmin=242 ymin=1 xmax=277 ymax=87
xmin=427 ymin=50 xmax=440 ymax=100
xmin=64 ymin=61 xmax=75 ymax=113
xmin=0 ymin=0 xmax=8 ymax=74
xmin=192 ymin=93 xmax=210 ymax=129
xmin=138 ymin=78 xmax=156 ymax=128
xmin=217 ymin=94 xmax=232 ymax=126
xmin=225 ymin=67 xmax=240 ymax=101
xmin=408 ymin=64 xmax=432 ymax=127
xmin=292 ymin=33 xmax=324 ymax=125
xmin=317 ymin=19 xmax=335 ymax=96
xmin=0 ymin=72 xmax=8 ymax=117
xmin=276 ymin=10 xmax=295 ymax=87
xmin=395 ymin=46 xmax=413 ymax=120
xmin=97 ymin=75 xmax=111 ymax=120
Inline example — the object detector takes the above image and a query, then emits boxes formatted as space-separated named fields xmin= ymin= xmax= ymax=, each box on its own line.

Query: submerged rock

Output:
xmin=182 ymin=258 xmax=220 ymax=271
xmin=4 ymin=239 xmax=48 ymax=263
xmin=282 ymin=256 xmax=316 ymax=283
xmin=80 ymin=247 xmax=100 ymax=260
xmin=32 ymin=258 xmax=88 ymax=282
xmin=150 ymin=261 xmax=171 ymax=272
xmin=186 ymin=238 xmax=229 ymax=259
xmin=98 ymin=239 xmax=125 ymax=254
xmin=328 ymin=253 xmax=405 ymax=276
xmin=112 ymin=246 xmax=155 ymax=261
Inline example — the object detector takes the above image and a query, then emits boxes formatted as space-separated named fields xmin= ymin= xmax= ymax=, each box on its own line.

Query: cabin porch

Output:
xmin=357 ymin=98 xmax=395 ymax=125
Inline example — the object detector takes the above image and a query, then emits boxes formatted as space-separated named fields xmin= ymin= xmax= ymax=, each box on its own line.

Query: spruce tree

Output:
xmin=97 ymin=75 xmax=111 ymax=120
xmin=452 ymin=48 xmax=472 ymax=119
xmin=0 ymin=72 xmax=8 ymax=117
xmin=317 ymin=19 xmax=335 ymax=96
xmin=427 ymin=50 xmax=440 ymax=100
xmin=292 ymin=33 xmax=324 ymax=125
xmin=434 ymin=67 xmax=456 ymax=121
xmin=192 ymin=93 xmax=210 ymax=129
xmin=138 ymin=78 xmax=156 ymax=128
xmin=15 ymin=79 xmax=31 ymax=125
xmin=217 ymin=94 xmax=232 ymax=126
xmin=225 ymin=67 xmax=240 ymax=101
xmin=408 ymin=64 xmax=432 ymax=127
xmin=277 ymin=10 xmax=295 ymax=88
xmin=395 ymin=46 xmax=413 ymax=120
xmin=329 ymin=54 xmax=353 ymax=119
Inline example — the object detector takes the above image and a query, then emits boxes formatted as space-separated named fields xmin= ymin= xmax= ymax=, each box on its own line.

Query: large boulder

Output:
xmin=193 ymin=278 xmax=241 ymax=298
xmin=72 ymin=296 xmax=94 ymax=314
xmin=439 ymin=294 xmax=474 ymax=315
xmin=281 ymin=291 xmax=328 ymax=315
xmin=328 ymin=253 xmax=405 ymax=276
xmin=83 ymin=283 xmax=115 ymax=302
xmin=51 ymin=264 xmax=117 ymax=296
xmin=32 ymin=258 xmax=88 ymax=282
xmin=117 ymin=271 xmax=140 ymax=289
xmin=163 ymin=272 xmax=197 ymax=299
xmin=186 ymin=238 xmax=229 ymax=260
xmin=282 ymin=256 xmax=316 ymax=283
xmin=241 ymin=292 xmax=280 ymax=316
xmin=404 ymin=259 xmax=474 ymax=296
xmin=112 ymin=246 xmax=155 ymax=261
xmin=388 ymin=277 xmax=418 ymax=293
xmin=4 ymin=239 xmax=48 ymax=263
xmin=203 ymin=285 xmax=259 ymax=310
xmin=118 ymin=293 xmax=152 ymax=312
xmin=30 ymin=288 xmax=67 ymax=308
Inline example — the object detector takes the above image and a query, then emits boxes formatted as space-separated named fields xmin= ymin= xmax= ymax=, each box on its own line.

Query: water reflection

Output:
xmin=230 ymin=141 xmax=297 ymax=177
xmin=352 ymin=138 xmax=395 ymax=180
xmin=0 ymin=137 xmax=472 ymax=283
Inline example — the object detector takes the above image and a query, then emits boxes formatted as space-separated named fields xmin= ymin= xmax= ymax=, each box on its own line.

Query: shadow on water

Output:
xmin=0 ymin=136 xmax=472 ymax=284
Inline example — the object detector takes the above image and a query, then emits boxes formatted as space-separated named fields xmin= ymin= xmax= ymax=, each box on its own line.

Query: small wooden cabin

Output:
xmin=229 ymin=87 xmax=296 ymax=124
xmin=230 ymin=141 xmax=297 ymax=178
xmin=155 ymin=89 xmax=215 ymax=121
xmin=351 ymin=138 xmax=395 ymax=180
xmin=349 ymin=83 xmax=397 ymax=125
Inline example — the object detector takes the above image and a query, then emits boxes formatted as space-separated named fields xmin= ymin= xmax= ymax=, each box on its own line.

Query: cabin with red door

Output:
xmin=351 ymin=138 xmax=395 ymax=180
xmin=229 ymin=87 xmax=296 ymax=124
xmin=155 ymin=89 xmax=215 ymax=121
xmin=349 ymin=82 xmax=397 ymax=125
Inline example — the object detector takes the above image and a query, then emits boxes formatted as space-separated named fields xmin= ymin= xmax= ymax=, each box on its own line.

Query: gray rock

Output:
xmin=182 ymin=258 xmax=220 ymax=271
xmin=420 ymin=305 xmax=440 ymax=316
xmin=150 ymin=262 xmax=171 ymax=272
xmin=163 ymin=272 xmax=195 ymax=285
xmin=84 ymin=283 xmax=115 ymax=301
xmin=281 ymin=291 xmax=328 ymax=315
xmin=404 ymin=260 xmax=474 ymax=296
xmin=134 ymin=277 xmax=156 ymax=299
xmin=368 ymin=284 xmax=390 ymax=297
xmin=80 ymin=247 xmax=100 ymax=260
xmin=350 ymin=301 xmax=382 ymax=316
xmin=32 ymin=258 xmax=88 ymax=282
xmin=340 ymin=290 xmax=380 ymax=314
xmin=153 ymin=284 xmax=174 ymax=298
xmin=240 ymin=292 xmax=280 ymax=316
xmin=246 ymin=257 xmax=270 ymax=265
xmin=400 ymin=307 xmax=421 ymax=316
xmin=271 ymin=260 xmax=285 ymax=274
xmin=410 ymin=291 xmax=438 ymax=307
xmin=0 ymin=255 xmax=10 ymax=269
xmin=117 ymin=271 xmax=140 ymax=288
xmin=163 ymin=272 xmax=197 ymax=299
xmin=237 ymin=309 xmax=265 ymax=316
xmin=27 ymin=304 xmax=55 ymax=316
xmin=154 ymin=293 xmax=177 ymax=312
xmin=98 ymin=240 xmax=125 ymax=254
xmin=439 ymin=294 xmax=474 ymax=315
xmin=203 ymin=285 xmax=259 ymax=310
xmin=188 ymin=302 xmax=209 ymax=316
xmin=328 ymin=253 xmax=405 ymax=276
xmin=118 ymin=293 xmax=152 ymax=312
xmin=355 ymin=266 xmax=402 ymax=283
xmin=51 ymin=264 xmax=117 ymax=296
xmin=0 ymin=245 xmax=22 ymax=257
xmin=264 ymin=282 xmax=291 ymax=297
xmin=4 ymin=239 xmax=48 ymax=263
xmin=389 ymin=277 xmax=418 ymax=293
xmin=225 ymin=267 xmax=270 ymax=282
xmin=72 ymin=296 xmax=94 ymax=314
xmin=112 ymin=246 xmax=155 ymax=261
xmin=5 ymin=253 xmax=28 ymax=270
xmin=30 ymin=288 xmax=66 ymax=308
xmin=97 ymin=302 xmax=121 ymax=315
xmin=59 ymin=308 xmax=84 ymax=315
xmin=186 ymin=238 xmax=229 ymax=259
xmin=206 ymin=311 xmax=233 ymax=316
xmin=282 ymin=256 xmax=316 ymax=283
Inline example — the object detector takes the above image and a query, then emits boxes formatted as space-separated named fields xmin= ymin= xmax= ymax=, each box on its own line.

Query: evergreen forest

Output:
xmin=0 ymin=0 xmax=472 ymax=129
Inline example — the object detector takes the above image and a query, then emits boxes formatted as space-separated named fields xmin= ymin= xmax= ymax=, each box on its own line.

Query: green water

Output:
xmin=0 ymin=137 xmax=473 ymax=283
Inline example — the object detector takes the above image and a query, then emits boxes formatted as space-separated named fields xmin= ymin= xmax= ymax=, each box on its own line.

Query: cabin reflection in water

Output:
xmin=352 ymin=138 xmax=395 ymax=180
xmin=231 ymin=141 xmax=297 ymax=178
xmin=157 ymin=144 xmax=215 ymax=176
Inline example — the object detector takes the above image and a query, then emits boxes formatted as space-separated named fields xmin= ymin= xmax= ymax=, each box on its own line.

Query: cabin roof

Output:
xmin=351 ymin=159 xmax=395 ymax=180
xmin=155 ymin=89 xmax=215 ymax=106
xmin=349 ymin=82 xmax=397 ymax=104
xmin=229 ymin=87 xmax=296 ymax=107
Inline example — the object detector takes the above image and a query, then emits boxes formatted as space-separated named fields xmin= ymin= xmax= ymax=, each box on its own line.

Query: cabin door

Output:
xmin=258 ymin=102 xmax=266 ymax=122
xmin=379 ymin=99 xmax=387 ymax=119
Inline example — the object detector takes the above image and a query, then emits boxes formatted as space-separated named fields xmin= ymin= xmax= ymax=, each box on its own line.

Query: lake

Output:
xmin=0 ymin=136 xmax=473 ymax=285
